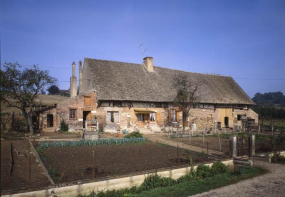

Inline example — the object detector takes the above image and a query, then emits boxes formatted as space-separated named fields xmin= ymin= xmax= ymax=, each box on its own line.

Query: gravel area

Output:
xmin=192 ymin=158 xmax=285 ymax=197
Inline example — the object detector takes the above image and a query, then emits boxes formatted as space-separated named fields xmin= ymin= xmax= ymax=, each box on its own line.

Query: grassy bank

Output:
xmin=78 ymin=162 xmax=267 ymax=197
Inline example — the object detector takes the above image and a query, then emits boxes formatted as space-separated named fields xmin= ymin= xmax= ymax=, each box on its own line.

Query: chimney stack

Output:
xmin=79 ymin=60 xmax=83 ymax=94
xmin=143 ymin=57 xmax=154 ymax=72
xmin=70 ymin=61 xmax=77 ymax=97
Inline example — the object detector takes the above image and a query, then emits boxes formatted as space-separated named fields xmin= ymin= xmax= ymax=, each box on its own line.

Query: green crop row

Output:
xmin=39 ymin=138 xmax=146 ymax=149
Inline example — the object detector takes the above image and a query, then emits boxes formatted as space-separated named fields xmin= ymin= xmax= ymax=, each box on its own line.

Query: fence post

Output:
xmin=249 ymin=134 xmax=255 ymax=158
xmin=28 ymin=152 xmax=31 ymax=189
xmin=93 ymin=150 xmax=95 ymax=179
xmin=177 ymin=145 xmax=179 ymax=167
xmin=139 ymin=148 xmax=142 ymax=172
xmin=229 ymin=136 xmax=237 ymax=158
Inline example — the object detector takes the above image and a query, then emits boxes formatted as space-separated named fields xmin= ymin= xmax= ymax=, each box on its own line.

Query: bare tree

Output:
xmin=0 ymin=63 xmax=57 ymax=135
xmin=173 ymin=74 xmax=198 ymax=134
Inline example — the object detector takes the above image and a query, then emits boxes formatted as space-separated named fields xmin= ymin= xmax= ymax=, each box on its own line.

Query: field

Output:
xmin=1 ymin=140 xmax=51 ymax=195
xmin=34 ymin=141 xmax=213 ymax=184
xmin=1 ymin=94 xmax=68 ymax=113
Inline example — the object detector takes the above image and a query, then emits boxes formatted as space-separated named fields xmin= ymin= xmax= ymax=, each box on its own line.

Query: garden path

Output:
xmin=192 ymin=159 xmax=285 ymax=197
xmin=145 ymin=134 xmax=226 ymax=156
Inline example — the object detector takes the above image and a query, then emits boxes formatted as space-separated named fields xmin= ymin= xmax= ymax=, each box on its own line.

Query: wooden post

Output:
xmin=242 ymin=137 xmax=244 ymax=158
xmin=206 ymin=142 xmax=209 ymax=160
xmin=92 ymin=150 xmax=95 ymax=179
xmin=177 ymin=145 xmax=179 ymax=166
xmin=28 ymin=152 xmax=31 ymax=189
xmin=139 ymin=148 xmax=142 ymax=172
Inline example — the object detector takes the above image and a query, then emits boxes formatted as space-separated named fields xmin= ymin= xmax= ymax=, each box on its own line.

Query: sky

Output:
xmin=1 ymin=0 xmax=285 ymax=98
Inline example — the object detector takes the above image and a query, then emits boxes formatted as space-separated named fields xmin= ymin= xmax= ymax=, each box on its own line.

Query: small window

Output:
xmin=84 ymin=96 xmax=91 ymax=106
xmin=150 ymin=113 xmax=156 ymax=121
xmin=107 ymin=111 xmax=119 ymax=123
xmin=237 ymin=115 xmax=241 ymax=121
xmin=69 ymin=109 xmax=76 ymax=119
xmin=171 ymin=110 xmax=176 ymax=122
xmin=209 ymin=114 xmax=212 ymax=119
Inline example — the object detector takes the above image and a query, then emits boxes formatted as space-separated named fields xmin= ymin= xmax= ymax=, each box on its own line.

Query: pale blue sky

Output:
xmin=1 ymin=0 xmax=285 ymax=97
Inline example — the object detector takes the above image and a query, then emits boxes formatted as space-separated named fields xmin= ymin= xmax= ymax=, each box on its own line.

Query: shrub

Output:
xmin=99 ymin=126 xmax=104 ymax=133
xmin=60 ymin=120 xmax=68 ymax=131
xmin=124 ymin=131 xmax=143 ymax=138
xmin=196 ymin=164 xmax=212 ymax=179
xmin=211 ymin=161 xmax=229 ymax=175
xmin=35 ymin=147 xmax=46 ymax=161
xmin=140 ymin=174 xmax=176 ymax=191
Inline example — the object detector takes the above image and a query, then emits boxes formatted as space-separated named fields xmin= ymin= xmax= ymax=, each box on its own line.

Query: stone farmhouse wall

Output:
xmin=39 ymin=91 xmax=258 ymax=132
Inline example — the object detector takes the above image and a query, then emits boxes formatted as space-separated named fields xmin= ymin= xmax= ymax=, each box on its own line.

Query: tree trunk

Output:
xmin=21 ymin=108 xmax=34 ymax=136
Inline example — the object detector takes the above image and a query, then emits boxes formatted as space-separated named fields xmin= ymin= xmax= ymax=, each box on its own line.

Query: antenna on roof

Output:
xmin=139 ymin=44 xmax=147 ymax=57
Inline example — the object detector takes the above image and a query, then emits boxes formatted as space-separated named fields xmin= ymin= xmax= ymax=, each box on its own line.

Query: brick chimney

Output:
xmin=143 ymin=57 xmax=154 ymax=72
xmin=79 ymin=60 xmax=83 ymax=94
xmin=70 ymin=61 xmax=77 ymax=98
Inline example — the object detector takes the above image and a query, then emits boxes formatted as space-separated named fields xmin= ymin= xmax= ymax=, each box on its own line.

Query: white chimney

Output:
xmin=70 ymin=61 xmax=77 ymax=97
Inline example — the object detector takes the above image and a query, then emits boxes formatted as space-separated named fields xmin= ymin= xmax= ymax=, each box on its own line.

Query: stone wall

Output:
xmin=56 ymin=90 xmax=97 ymax=132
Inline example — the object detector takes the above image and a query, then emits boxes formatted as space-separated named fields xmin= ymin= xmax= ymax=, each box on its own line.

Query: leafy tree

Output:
xmin=47 ymin=85 xmax=60 ymax=95
xmin=0 ymin=62 xmax=57 ymax=135
xmin=252 ymin=92 xmax=285 ymax=106
xmin=173 ymin=74 xmax=198 ymax=133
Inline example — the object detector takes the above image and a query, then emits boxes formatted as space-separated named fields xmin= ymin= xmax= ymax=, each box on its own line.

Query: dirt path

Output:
xmin=192 ymin=159 xmax=285 ymax=197
xmin=145 ymin=134 xmax=226 ymax=157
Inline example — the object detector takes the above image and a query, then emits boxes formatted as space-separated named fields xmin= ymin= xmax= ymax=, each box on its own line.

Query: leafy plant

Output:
xmin=211 ymin=161 xmax=229 ymax=175
xmin=140 ymin=174 xmax=176 ymax=191
xmin=124 ymin=131 xmax=143 ymax=138
xmin=196 ymin=164 xmax=212 ymax=179
xmin=39 ymin=138 xmax=146 ymax=149
xmin=48 ymin=167 xmax=59 ymax=181
xmin=60 ymin=120 xmax=68 ymax=131
xmin=35 ymin=147 xmax=46 ymax=161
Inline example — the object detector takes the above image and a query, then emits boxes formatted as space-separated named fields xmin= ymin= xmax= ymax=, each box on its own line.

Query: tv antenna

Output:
xmin=139 ymin=44 xmax=147 ymax=57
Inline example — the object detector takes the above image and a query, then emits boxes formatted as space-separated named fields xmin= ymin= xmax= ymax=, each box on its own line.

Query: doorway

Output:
xmin=224 ymin=117 xmax=229 ymax=128
xmin=47 ymin=114 xmax=53 ymax=127
xmin=83 ymin=111 xmax=91 ymax=128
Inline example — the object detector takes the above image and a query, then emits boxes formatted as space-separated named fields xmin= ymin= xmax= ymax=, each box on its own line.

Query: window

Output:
xmin=171 ymin=110 xmax=177 ymax=122
xmin=209 ymin=114 xmax=212 ymax=119
xmin=84 ymin=96 xmax=91 ymax=106
xmin=137 ymin=114 xmax=143 ymax=121
xmin=150 ymin=113 xmax=156 ymax=121
xmin=107 ymin=111 xmax=119 ymax=123
xmin=69 ymin=109 xmax=77 ymax=119
xmin=237 ymin=115 xmax=241 ymax=121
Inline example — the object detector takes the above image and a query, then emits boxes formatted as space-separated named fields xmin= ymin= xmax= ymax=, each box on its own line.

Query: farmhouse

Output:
xmin=37 ymin=57 xmax=258 ymax=133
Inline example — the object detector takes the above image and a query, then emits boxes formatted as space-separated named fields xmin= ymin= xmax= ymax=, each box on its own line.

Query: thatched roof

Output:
xmin=85 ymin=58 xmax=254 ymax=105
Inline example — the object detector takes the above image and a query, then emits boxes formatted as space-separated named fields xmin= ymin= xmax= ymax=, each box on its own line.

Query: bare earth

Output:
xmin=192 ymin=159 xmax=285 ymax=197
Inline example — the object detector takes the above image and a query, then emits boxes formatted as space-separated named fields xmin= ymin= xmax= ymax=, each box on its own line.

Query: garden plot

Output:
xmin=1 ymin=140 xmax=51 ymax=195
xmin=34 ymin=141 xmax=213 ymax=184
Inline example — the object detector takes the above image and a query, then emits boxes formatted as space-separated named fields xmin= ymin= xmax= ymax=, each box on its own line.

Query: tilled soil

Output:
xmin=37 ymin=142 xmax=213 ymax=183
xmin=1 ymin=140 xmax=51 ymax=195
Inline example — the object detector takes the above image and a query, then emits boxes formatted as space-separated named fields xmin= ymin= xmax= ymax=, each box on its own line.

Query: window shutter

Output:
xmin=84 ymin=97 xmax=91 ymax=106
xmin=114 ymin=112 xmax=119 ymax=123
xmin=106 ymin=112 xmax=111 ymax=122
xmin=168 ymin=109 xmax=171 ymax=122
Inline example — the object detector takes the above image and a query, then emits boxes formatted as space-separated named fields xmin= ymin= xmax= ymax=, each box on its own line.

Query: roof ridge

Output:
xmin=85 ymin=57 xmax=231 ymax=78
xmin=85 ymin=57 xmax=142 ymax=67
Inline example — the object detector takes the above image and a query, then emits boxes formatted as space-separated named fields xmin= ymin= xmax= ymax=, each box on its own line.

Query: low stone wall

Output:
xmin=2 ymin=160 xmax=233 ymax=197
